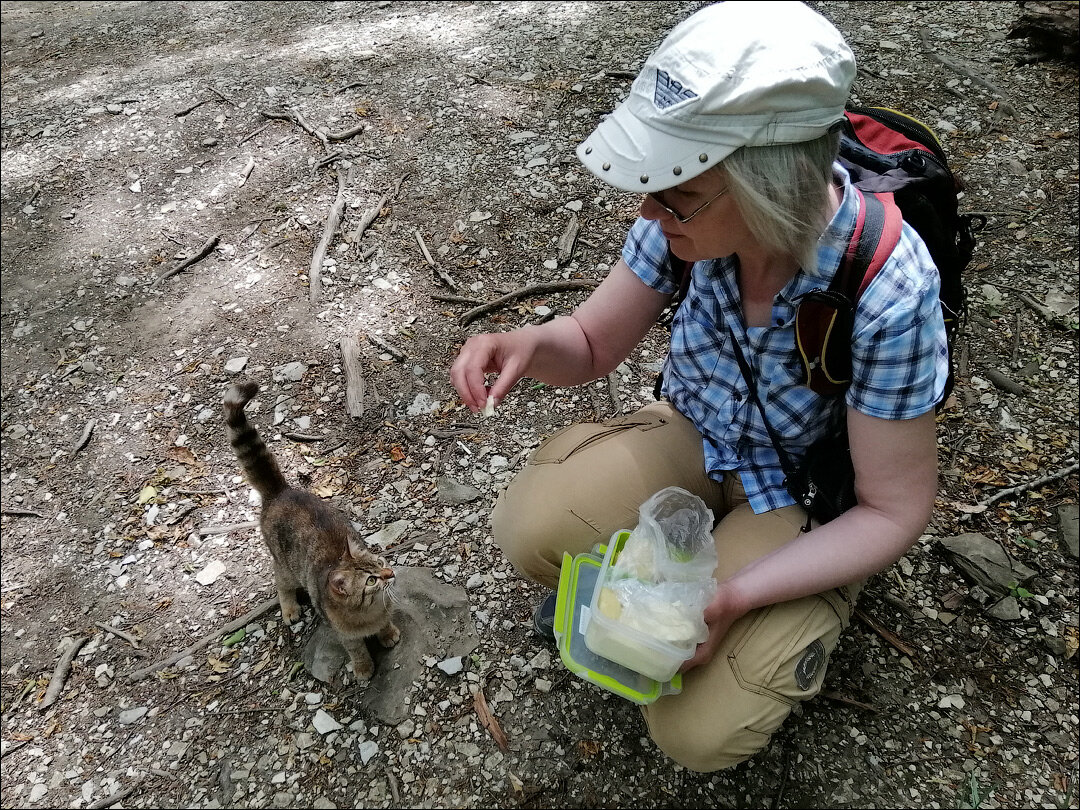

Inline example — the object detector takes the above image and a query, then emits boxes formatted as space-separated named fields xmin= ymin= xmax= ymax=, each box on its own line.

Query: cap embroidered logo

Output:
xmin=653 ymin=69 xmax=697 ymax=110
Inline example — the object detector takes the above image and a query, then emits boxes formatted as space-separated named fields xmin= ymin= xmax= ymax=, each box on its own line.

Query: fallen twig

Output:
xmin=917 ymin=28 xmax=1015 ymax=120
xmin=95 ymin=621 xmax=141 ymax=649
xmin=283 ymin=432 xmax=327 ymax=443
xmin=977 ymin=461 xmax=1079 ymax=508
xmin=237 ymin=122 xmax=271 ymax=146
xmin=1017 ymin=291 xmax=1076 ymax=330
xmin=459 ymin=279 xmax=600 ymax=327
xmin=384 ymin=767 xmax=402 ymax=807
xmin=87 ymin=778 xmax=143 ymax=810
xmin=431 ymin=293 xmax=483 ymax=306
xmin=40 ymin=636 xmax=88 ymax=709
xmin=350 ymin=175 xmax=408 ymax=244
xmin=472 ymin=689 xmax=509 ymax=752
xmin=820 ymin=690 xmax=877 ymax=713
xmin=128 ymin=597 xmax=279 ymax=682
xmin=238 ymin=155 xmax=255 ymax=188
xmin=196 ymin=520 xmax=258 ymax=536
xmin=339 ymin=336 xmax=367 ymax=418
xmin=326 ymin=123 xmax=366 ymax=141
xmin=557 ymin=213 xmax=580 ymax=265
xmin=413 ymin=229 xmax=436 ymax=266
xmin=854 ymin=609 xmax=917 ymax=659
xmin=309 ymin=169 xmax=349 ymax=305
xmin=71 ymin=418 xmax=96 ymax=457
xmin=151 ymin=233 xmax=222 ymax=287
xmin=1 ymin=508 xmax=44 ymax=518
xmin=174 ymin=97 xmax=211 ymax=117
xmin=233 ymin=236 xmax=290 ymax=273
xmin=606 ymin=371 xmax=621 ymax=413
xmin=1 ymin=739 xmax=31 ymax=760
xmin=367 ymin=333 xmax=407 ymax=362
xmin=983 ymin=367 xmax=1028 ymax=396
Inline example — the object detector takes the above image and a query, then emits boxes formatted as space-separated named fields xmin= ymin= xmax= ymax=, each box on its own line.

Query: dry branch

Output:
xmin=127 ymin=597 xmax=279 ymax=682
xmin=95 ymin=621 xmax=141 ymax=649
xmin=174 ymin=98 xmax=211 ymax=117
xmin=339 ymin=336 xmax=366 ymax=418
xmin=977 ymin=461 xmax=1079 ymax=508
xmin=557 ymin=213 xmax=580 ymax=265
xmin=350 ymin=174 xmax=408 ymax=243
xmin=367 ymin=333 xmax=407 ymax=362
xmin=71 ymin=419 xmax=96 ymax=457
xmin=40 ymin=636 xmax=88 ymax=709
xmin=917 ymin=29 xmax=1015 ymax=120
xmin=413 ymin=229 xmax=436 ymax=265
xmin=151 ymin=233 xmax=222 ymax=287
xmin=854 ymin=609 xmax=917 ymax=659
xmin=459 ymin=279 xmax=600 ymax=326
xmin=238 ymin=155 xmax=255 ymax=187
xmin=1 ymin=508 xmax=44 ymax=518
xmin=309 ymin=169 xmax=348 ymax=304
xmin=86 ymin=779 xmax=143 ymax=810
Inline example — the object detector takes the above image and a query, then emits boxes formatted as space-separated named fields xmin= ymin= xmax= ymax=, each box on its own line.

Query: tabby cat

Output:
xmin=223 ymin=379 xmax=400 ymax=680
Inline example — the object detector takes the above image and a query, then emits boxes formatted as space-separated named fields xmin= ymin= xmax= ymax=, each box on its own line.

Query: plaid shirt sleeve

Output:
xmin=846 ymin=222 xmax=949 ymax=419
xmin=621 ymin=216 xmax=680 ymax=295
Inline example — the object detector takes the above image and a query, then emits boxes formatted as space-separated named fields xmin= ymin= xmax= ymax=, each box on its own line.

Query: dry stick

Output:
xmin=128 ymin=597 xmax=279 ymax=682
xmin=282 ymin=432 xmax=326 ymax=443
xmin=977 ymin=461 xmax=1079 ymax=508
xmin=413 ymin=229 xmax=436 ymax=265
xmin=95 ymin=622 xmax=141 ymax=649
xmin=1017 ymin=291 xmax=1075 ymax=329
xmin=86 ymin=779 xmax=143 ymax=810
xmin=339 ymin=336 xmax=366 ymax=418
xmin=459 ymin=279 xmax=601 ymax=327
xmin=326 ymin=123 xmax=366 ymax=141
xmin=606 ymin=371 xmax=621 ymax=413
xmin=367 ymin=333 xmax=406 ymax=361
xmin=71 ymin=418 xmax=96 ymax=457
xmin=983 ymin=367 xmax=1028 ymax=396
xmin=196 ymin=520 xmax=258 ymax=536
xmin=40 ymin=636 xmax=88 ymax=709
xmin=350 ymin=191 xmax=391 ymax=243
xmin=174 ymin=98 xmax=211 ymax=117
xmin=151 ymin=233 xmax=222 ymax=287
xmin=854 ymin=609 xmax=917 ymax=659
xmin=309 ymin=169 xmax=348 ymax=305
xmin=383 ymin=767 xmax=402 ymax=807
xmin=238 ymin=156 xmax=255 ymax=188
xmin=431 ymin=293 xmax=483 ymax=306
xmin=237 ymin=122 xmax=271 ymax=146
xmin=917 ymin=29 xmax=1015 ymax=117
xmin=1 ymin=508 xmax=44 ymax=518
xmin=233 ymin=236 xmax=290 ymax=273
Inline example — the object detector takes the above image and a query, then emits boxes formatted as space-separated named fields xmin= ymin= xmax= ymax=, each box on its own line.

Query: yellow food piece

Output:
xmin=597 ymin=587 xmax=623 ymax=619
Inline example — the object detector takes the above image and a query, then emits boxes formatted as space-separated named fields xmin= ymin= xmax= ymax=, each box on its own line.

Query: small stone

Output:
xmin=224 ymin=356 xmax=249 ymax=374
xmin=358 ymin=740 xmax=379 ymax=764
xmin=118 ymin=706 xmax=148 ymax=724
xmin=312 ymin=709 xmax=343 ymax=734
xmin=194 ymin=560 xmax=226 ymax=586
xmin=436 ymin=657 xmax=463 ymax=675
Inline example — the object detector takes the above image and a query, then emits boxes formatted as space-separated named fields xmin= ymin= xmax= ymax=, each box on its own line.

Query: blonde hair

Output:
xmin=718 ymin=128 xmax=841 ymax=273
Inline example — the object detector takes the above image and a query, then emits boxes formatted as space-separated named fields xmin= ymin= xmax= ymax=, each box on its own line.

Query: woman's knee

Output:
xmin=648 ymin=717 xmax=777 ymax=772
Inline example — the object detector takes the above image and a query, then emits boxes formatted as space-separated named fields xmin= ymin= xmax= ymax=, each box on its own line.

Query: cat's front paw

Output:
xmin=349 ymin=658 xmax=375 ymax=681
xmin=279 ymin=599 xmax=301 ymax=625
xmin=378 ymin=623 xmax=401 ymax=649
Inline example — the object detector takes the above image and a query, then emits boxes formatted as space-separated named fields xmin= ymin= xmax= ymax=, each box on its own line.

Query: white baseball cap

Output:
xmin=576 ymin=1 xmax=856 ymax=193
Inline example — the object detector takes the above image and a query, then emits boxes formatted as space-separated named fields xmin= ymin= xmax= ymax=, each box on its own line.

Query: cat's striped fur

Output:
xmin=224 ymin=380 xmax=399 ymax=680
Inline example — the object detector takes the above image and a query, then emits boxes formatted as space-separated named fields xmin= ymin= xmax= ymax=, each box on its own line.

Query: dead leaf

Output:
xmin=389 ymin=445 xmax=406 ymax=463
xmin=472 ymin=690 xmax=508 ymax=752
xmin=578 ymin=739 xmax=602 ymax=760
xmin=206 ymin=655 xmax=232 ymax=673
xmin=166 ymin=446 xmax=198 ymax=465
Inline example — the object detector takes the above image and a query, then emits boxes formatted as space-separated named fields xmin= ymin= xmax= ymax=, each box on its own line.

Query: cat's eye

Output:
xmin=367 ymin=576 xmax=378 ymax=585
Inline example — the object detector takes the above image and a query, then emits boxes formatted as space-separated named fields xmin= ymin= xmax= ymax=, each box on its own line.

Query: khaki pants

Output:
xmin=492 ymin=401 xmax=860 ymax=772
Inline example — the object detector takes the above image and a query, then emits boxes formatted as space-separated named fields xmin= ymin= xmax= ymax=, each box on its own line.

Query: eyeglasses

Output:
xmin=646 ymin=186 xmax=729 ymax=224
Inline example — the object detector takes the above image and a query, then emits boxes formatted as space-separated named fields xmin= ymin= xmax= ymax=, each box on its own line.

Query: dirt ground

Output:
xmin=1 ymin=2 xmax=1077 ymax=809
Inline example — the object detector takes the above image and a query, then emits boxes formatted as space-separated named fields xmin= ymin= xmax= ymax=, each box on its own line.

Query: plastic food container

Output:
xmin=582 ymin=530 xmax=697 ymax=683
xmin=553 ymin=539 xmax=682 ymax=705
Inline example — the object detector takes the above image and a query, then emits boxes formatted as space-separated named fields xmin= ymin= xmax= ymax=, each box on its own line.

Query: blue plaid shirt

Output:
xmin=623 ymin=163 xmax=948 ymax=514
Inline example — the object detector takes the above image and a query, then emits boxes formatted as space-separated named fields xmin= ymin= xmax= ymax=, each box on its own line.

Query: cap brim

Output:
xmin=576 ymin=104 xmax=743 ymax=193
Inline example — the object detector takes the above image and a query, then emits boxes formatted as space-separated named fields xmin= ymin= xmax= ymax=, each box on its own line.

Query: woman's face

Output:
xmin=639 ymin=170 xmax=754 ymax=263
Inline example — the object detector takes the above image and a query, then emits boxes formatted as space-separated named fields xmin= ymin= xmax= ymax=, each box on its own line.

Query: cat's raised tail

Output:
xmin=223 ymin=380 xmax=288 ymax=501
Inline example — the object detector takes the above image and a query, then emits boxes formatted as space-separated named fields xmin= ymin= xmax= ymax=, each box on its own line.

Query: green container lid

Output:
xmin=553 ymin=547 xmax=682 ymax=705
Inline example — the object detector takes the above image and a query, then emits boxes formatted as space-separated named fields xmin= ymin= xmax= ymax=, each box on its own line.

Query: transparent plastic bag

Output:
xmin=606 ymin=487 xmax=718 ymax=648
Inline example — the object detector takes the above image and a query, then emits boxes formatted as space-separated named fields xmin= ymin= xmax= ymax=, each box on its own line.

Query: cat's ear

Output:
xmin=346 ymin=534 xmax=366 ymax=560
xmin=329 ymin=571 xmax=349 ymax=598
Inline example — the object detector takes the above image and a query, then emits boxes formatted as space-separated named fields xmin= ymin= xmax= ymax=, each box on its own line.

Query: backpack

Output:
xmin=657 ymin=105 xmax=985 ymax=406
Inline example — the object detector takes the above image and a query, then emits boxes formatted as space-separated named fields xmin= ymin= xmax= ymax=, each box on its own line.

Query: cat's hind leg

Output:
xmin=273 ymin=564 xmax=302 ymax=624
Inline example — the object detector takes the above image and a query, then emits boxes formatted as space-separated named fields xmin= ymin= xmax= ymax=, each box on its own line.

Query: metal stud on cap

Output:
xmin=602 ymin=162 xmax=610 ymax=171
xmin=672 ymin=166 xmax=682 ymax=176
xmin=640 ymin=174 xmax=649 ymax=183
xmin=698 ymin=153 xmax=709 ymax=163
xmin=584 ymin=146 xmax=593 ymax=154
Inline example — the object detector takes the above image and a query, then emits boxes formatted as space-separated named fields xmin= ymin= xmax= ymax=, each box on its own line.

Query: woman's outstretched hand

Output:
xmin=449 ymin=329 xmax=537 ymax=413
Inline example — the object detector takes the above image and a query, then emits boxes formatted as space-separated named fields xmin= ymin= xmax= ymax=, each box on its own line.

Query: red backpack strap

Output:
xmin=796 ymin=188 xmax=903 ymax=396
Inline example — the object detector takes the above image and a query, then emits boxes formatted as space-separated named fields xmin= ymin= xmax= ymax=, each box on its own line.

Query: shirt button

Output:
xmin=733 ymin=392 xmax=742 ymax=402
xmin=775 ymin=317 xmax=784 ymax=326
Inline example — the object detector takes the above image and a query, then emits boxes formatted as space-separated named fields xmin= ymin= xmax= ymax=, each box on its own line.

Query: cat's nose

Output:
xmin=380 ymin=568 xmax=394 ymax=580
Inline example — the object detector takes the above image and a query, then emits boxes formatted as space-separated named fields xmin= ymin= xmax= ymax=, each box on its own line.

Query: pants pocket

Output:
xmin=727 ymin=591 xmax=848 ymax=707
xmin=528 ymin=412 xmax=668 ymax=465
